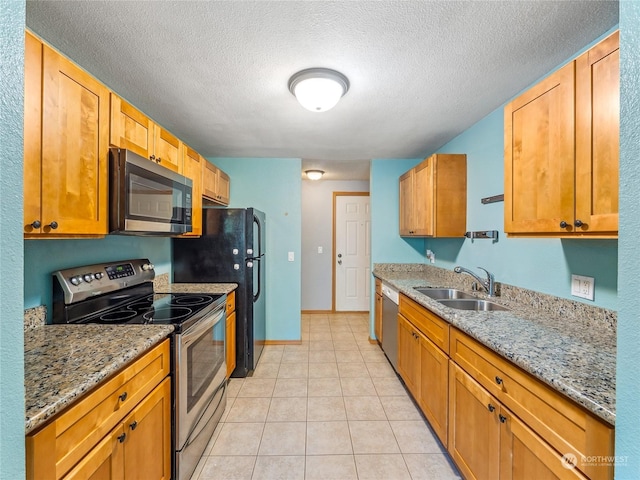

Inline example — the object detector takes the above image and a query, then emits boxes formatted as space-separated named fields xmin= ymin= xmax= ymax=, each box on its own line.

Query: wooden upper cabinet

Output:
xmin=109 ymin=93 xmax=182 ymax=173
xmin=182 ymin=145 xmax=203 ymax=236
xmin=504 ymin=31 xmax=619 ymax=237
xmin=399 ymin=153 xmax=467 ymax=237
xmin=153 ymin=125 xmax=182 ymax=173
xmin=35 ymin=42 xmax=110 ymax=236
xmin=109 ymin=93 xmax=154 ymax=158
xmin=575 ymin=31 xmax=619 ymax=234
xmin=24 ymin=31 xmax=43 ymax=235
xmin=202 ymin=160 xmax=230 ymax=205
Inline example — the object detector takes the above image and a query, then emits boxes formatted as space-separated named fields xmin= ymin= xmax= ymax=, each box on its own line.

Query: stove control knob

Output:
xmin=142 ymin=263 xmax=154 ymax=271
xmin=83 ymin=273 xmax=95 ymax=283
xmin=94 ymin=272 xmax=104 ymax=280
xmin=247 ymin=248 xmax=253 ymax=255
xmin=233 ymin=264 xmax=240 ymax=270
xmin=70 ymin=276 xmax=83 ymax=286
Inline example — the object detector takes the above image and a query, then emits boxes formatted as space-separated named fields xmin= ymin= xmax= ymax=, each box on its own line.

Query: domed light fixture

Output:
xmin=289 ymin=68 xmax=349 ymax=112
xmin=305 ymin=169 xmax=325 ymax=180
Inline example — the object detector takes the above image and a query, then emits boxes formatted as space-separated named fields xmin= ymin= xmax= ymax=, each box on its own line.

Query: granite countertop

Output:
xmin=24 ymin=324 xmax=174 ymax=434
xmin=153 ymin=273 xmax=238 ymax=295
xmin=373 ymin=265 xmax=616 ymax=426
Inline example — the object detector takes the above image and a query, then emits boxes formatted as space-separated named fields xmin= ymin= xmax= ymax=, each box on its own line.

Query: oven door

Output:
xmin=175 ymin=303 xmax=226 ymax=450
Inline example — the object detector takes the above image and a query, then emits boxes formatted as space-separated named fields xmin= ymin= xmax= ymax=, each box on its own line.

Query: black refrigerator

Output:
xmin=173 ymin=207 xmax=266 ymax=377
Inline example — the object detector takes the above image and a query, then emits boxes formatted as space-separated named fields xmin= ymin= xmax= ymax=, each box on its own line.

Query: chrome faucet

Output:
xmin=454 ymin=266 xmax=496 ymax=297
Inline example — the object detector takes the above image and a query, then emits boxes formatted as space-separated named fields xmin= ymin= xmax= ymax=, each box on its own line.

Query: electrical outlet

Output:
xmin=571 ymin=274 xmax=595 ymax=301
xmin=317 ymin=246 xmax=323 ymax=254
xmin=426 ymin=249 xmax=436 ymax=264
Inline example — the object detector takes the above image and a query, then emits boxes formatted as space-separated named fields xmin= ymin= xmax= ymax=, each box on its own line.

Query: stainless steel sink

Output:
xmin=438 ymin=299 xmax=510 ymax=311
xmin=414 ymin=288 xmax=477 ymax=300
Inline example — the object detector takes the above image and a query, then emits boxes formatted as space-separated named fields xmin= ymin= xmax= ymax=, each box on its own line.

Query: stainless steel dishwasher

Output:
xmin=381 ymin=283 xmax=399 ymax=371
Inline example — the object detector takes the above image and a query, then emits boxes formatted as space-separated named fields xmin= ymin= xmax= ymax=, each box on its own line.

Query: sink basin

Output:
xmin=438 ymin=299 xmax=510 ymax=311
xmin=414 ymin=288 xmax=477 ymax=300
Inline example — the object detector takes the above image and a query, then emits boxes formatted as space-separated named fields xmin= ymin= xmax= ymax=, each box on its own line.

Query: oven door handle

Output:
xmin=183 ymin=380 xmax=226 ymax=449
xmin=182 ymin=305 xmax=225 ymax=346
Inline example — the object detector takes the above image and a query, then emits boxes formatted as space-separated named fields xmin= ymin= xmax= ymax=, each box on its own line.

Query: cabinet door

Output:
xmin=413 ymin=158 xmax=434 ymax=236
xmin=500 ymin=408 xmax=588 ymax=480
xmin=41 ymin=44 xmax=110 ymax=235
xmin=448 ymin=362 xmax=500 ymax=480
xmin=399 ymin=170 xmax=414 ymax=235
xmin=504 ymin=62 xmax=575 ymax=234
xmin=62 ymin=426 xmax=124 ymax=480
xmin=226 ymin=311 xmax=237 ymax=378
xmin=202 ymin=160 xmax=219 ymax=201
xmin=183 ymin=146 xmax=203 ymax=236
xmin=397 ymin=314 xmax=420 ymax=396
xmin=374 ymin=293 xmax=383 ymax=343
xmin=24 ymin=31 xmax=43 ymax=234
xmin=123 ymin=378 xmax=171 ymax=480
xmin=109 ymin=94 xmax=154 ymax=159
xmin=419 ymin=334 xmax=448 ymax=446
xmin=153 ymin=124 xmax=182 ymax=173
xmin=575 ymin=31 xmax=619 ymax=234
xmin=216 ymin=169 xmax=230 ymax=205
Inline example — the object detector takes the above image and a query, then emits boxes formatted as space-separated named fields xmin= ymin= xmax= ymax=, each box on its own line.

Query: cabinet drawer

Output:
xmin=26 ymin=339 xmax=170 ymax=480
xmin=226 ymin=290 xmax=236 ymax=314
xmin=449 ymin=328 xmax=613 ymax=480
xmin=399 ymin=294 xmax=449 ymax=354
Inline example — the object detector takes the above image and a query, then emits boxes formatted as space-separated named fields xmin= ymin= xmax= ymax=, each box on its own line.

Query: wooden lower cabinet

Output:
xmin=226 ymin=290 xmax=237 ymax=378
xmin=26 ymin=340 xmax=171 ymax=480
xmin=450 ymin=362 xmax=587 ymax=480
xmin=418 ymin=334 xmax=449 ymax=444
xmin=63 ymin=378 xmax=171 ymax=480
xmin=374 ymin=279 xmax=382 ymax=343
xmin=397 ymin=314 xmax=420 ymax=395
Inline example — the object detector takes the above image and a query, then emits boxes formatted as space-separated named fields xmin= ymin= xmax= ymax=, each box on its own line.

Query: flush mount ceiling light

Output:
xmin=305 ymin=170 xmax=325 ymax=180
xmin=288 ymin=68 xmax=350 ymax=112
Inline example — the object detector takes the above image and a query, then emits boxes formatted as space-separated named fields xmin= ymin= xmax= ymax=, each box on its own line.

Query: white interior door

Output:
xmin=334 ymin=194 xmax=371 ymax=311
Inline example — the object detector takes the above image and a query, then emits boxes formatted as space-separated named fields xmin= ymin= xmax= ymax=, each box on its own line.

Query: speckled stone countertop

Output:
xmin=153 ymin=273 xmax=237 ymax=295
xmin=24 ymin=324 xmax=174 ymax=434
xmin=373 ymin=264 xmax=616 ymax=426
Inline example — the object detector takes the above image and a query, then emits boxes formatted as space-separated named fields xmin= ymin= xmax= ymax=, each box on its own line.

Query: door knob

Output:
xmin=337 ymin=253 xmax=342 ymax=258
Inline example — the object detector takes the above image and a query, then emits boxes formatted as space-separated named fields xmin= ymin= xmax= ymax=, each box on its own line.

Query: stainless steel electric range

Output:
xmin=52 ymin=258 xmax=227 ymax=480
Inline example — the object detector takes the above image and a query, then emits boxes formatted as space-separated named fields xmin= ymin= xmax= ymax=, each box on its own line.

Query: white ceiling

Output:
xmin=26 ymin=1 xmax=618 ymax=181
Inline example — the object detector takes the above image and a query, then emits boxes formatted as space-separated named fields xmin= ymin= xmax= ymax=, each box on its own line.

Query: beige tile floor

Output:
xmin=191 ymin=312 xmax=461 ymax=480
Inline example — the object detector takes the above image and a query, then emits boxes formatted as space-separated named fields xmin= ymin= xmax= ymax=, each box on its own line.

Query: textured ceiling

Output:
xmin=26 ymin=1 xmax=618 ymax=180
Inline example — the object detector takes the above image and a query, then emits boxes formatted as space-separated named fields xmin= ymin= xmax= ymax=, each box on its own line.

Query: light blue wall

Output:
xmin=370 ymin=158 xmax=427 ymax=264
xmin=616 ymin=2 xmax=640 ymax=477
xmin=24 ymin=237 xmax=171 ymax=311
xmin=430 ymin=107 xmax=618 ymax=310
xmin=209 ymin=158 xmax=302 ymax=341
xmin=0 ymin=1 xmax=26 ymax=477
xmin=368 ymin=29 xmax=620 ymax=311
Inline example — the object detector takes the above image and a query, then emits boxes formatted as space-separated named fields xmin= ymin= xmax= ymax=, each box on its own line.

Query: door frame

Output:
xmin=332 ymin=191 xmax=371 ymax=312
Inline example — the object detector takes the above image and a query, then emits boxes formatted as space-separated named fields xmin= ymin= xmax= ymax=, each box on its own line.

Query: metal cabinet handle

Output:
xmin=31 ymin=220 xmax=41 ymax=229
xmin=499 ymin=414 xmax=507 ymax=424
xmin=117 ymin=433 xmax=126 ymax=443
xmin=495 ymin=376 xmax=503 ymax=385
xmin=119 ymin=391 xmax=128 ymax=401
xmin=129 ymin=420 xmax=138 ymax=430
xmin=487 ymin=404 xmax=496 ymax=412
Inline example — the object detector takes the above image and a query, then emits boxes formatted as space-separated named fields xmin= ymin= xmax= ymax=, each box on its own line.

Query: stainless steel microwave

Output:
xmin=109 ymin=148 xmax=192 ymax=235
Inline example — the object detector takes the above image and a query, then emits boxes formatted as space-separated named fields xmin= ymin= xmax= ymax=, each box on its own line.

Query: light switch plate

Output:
xmin=317 ymin=246 xmax=323 ymax=254
xmin=571 ymin=274 xmax=595 ymax=301
xmin=288 ymin=251 xmax=295 ymax=262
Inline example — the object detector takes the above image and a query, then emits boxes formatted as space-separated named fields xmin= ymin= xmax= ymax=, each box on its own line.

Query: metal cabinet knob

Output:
xmin=119 ymin=391 xmax=128 ymax=401
xmin=487 ymin=404 xmax=496 ymax=412
xmin=574 ymin=219 xmax=584 ymax=227
xmin=129 ymin=420 xmax=138 ymax=430
xmin=495 ymin=376 xmax=503 ymax=385
xmin=150 ymin=155 xmax=156 ymax=161
xmin=31 ymin=220 xmax=41 ymax=229
xmin=47 ymin=221 xmax=58 ymax=229
xmin=118 ymin=433 xmax=126 ymax=443
xmin=559 ymin=221 xmax=568 ymax=228
xmin=499 ymin=414 xmax=507 ymax=423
